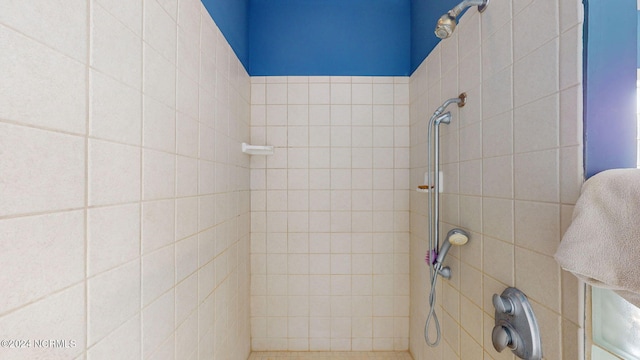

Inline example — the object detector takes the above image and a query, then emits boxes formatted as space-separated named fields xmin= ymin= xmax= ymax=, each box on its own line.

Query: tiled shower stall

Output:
xmin=0 ymin=0 xmax=584 ymax=359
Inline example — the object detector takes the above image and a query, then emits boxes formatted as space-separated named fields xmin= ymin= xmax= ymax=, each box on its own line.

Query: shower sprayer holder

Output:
xmin=425 ymin=249 xmax=451 ymax=279
xmin=435 ymin=263 xmax=451 ymax=279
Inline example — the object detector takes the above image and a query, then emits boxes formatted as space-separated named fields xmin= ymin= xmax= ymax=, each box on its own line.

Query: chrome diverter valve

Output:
xmin=491 ymin=287 xmax=542 ymax=360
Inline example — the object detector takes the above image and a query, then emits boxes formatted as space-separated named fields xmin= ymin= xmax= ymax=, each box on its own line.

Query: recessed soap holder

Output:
xmin=492 ymin=287 xmax=542 ymax=360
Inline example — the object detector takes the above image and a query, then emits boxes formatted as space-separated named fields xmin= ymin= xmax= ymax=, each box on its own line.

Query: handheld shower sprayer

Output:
xmin=434 ymin=229 xmax=470 ymax=279
xmin=435 ymin=0 xmax=489 ymax=39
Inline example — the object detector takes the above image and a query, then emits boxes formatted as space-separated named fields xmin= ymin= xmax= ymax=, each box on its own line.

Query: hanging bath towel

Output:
xmin=555 ymin=168 xmax=640 ymax=307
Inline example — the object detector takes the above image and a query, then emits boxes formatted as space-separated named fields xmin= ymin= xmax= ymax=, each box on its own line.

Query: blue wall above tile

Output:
xmin=410 ymin=0 xmax=459 ymax=73
xmin=201 ymin=0 xmax=250 ymax=70
xmin=202 ymin=0 xmax=462 ymax=76
xmin=249 ymin=0 xmax=411 ymax=76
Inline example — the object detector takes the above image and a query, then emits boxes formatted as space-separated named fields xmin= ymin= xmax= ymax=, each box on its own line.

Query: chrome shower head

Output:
xmin=435 ymin=229 xmax=470 ymax=265
xmin=435 ymin=13 xmax=457 ymax=39
xmin=434 ymin=0 xmax=488 ymax=39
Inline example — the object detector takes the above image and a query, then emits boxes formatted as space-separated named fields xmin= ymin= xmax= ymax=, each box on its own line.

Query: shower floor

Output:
xmin=248 ymin=352 xmax=414 ymax=360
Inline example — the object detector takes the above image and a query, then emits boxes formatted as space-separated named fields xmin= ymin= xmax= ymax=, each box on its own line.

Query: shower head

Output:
xmin=435 ymin=13 xmax=457 ymax=40
xmin=434 ymin=0 xmax=489 ymax=39
xmin=435 ymin=228 xmax=470 ymax=265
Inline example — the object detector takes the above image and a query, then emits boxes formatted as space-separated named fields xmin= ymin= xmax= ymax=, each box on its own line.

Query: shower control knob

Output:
xmin=492 ymin=288 xmax=543 ymax=359
xmin=493 ymin=294 xmax=515 ymax=315
xmin=492 ymin=325 xmax=517 ymax=352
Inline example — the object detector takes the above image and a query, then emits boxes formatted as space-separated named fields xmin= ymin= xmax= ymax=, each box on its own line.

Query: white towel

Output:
xmin=555 ymin=168 xmax=640 ymax=307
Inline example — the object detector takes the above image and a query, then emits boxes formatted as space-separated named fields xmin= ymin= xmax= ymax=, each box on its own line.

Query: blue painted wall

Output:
xmin=200 ymin=0 xmax=458 ymax=76
xmin=201 ymin=0 xmax=250 ymax=70
xmin=584 ymin=0 xmax=637 ymax=177
xmin=410 ymin=0 xmax=458 ymax=73
xmin=248 ymin=0 xmax=411 ymax=76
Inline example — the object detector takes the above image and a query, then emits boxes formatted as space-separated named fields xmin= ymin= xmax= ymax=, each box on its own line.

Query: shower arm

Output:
xmin=430 ymin=93 xmax=466 ymax=121
xmin=448 ymin=0 xmax=487 ymax=18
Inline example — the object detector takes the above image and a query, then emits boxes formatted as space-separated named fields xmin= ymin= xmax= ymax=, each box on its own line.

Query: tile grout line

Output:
xmin=84 ymin=0 xmax=92 ymax=356
xmin=196 ymin=5 xmax=204 ymax=360
xmin=174 ymin=3 xmax=180 ymax=359
xmin=139 ymin=0 xmax=146 ymax=358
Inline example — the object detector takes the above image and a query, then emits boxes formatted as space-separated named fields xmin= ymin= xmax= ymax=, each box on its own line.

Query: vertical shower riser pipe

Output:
xmin=432 ymin=112 xmax=450 ymax=259
xmin=424 ymin=102 xmax=457 ymax=348
xmin=424 ymin=111 xmax=452 ymax=348
xmin=434 ymin=120 xmax=440 ymax=256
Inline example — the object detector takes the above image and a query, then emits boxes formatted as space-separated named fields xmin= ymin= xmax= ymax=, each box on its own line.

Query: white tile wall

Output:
xmin=88 ymin=204 xmax=141 ymax=276
xmin=90 ymin=69 xmax=143 ymax=145
xmin=0 ymin=25 xmax=87 ymax=134
xmin=0 ymin=0 xmax=587 ymax=358
xmin=0 ymin=123 xmax=85 ymax=216
xmin=250 ymin=76 xmax=411 ymax=352
xmin=91 ymin=4 xmax=142 ymax=90
xmin=0 ymin=1 xmax=251 ymax=360
xmin=89 ymin=139 xmax=141 ymax=206
xmin=0 ymin=0 xmax=87 ymax=62
xmin=0 ymin=284 xmax=87 ymax=359
xmin=409 ymin=1 xmax=584 ymax=359
xmin=0 ymin=211 xmax=85 ymax=315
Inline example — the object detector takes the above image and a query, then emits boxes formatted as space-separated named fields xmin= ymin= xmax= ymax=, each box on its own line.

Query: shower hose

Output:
xmin=424 ymin=267 xmax=441 ymax=346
